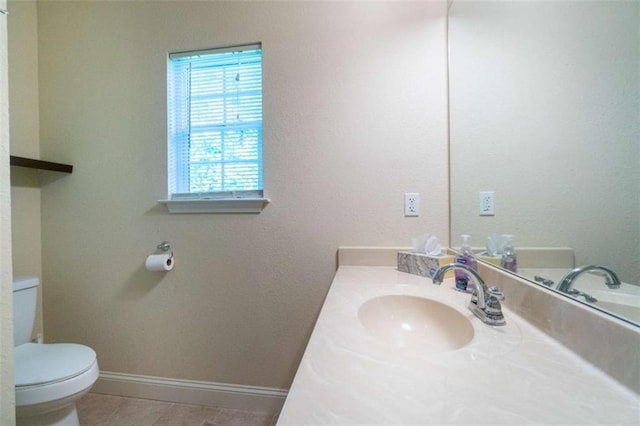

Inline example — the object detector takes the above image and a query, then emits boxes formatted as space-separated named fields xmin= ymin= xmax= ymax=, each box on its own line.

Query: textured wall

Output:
xmin=37 ymin=1 xmax=448 ymax=389
xmin=449 ymin=1 xmax=639 ymax=283
xmin=8 ymin=0 xmax=42 ymax=341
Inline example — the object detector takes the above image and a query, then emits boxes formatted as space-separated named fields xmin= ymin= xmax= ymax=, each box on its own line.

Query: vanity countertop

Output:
xmin=277 ymin=266 xmax=639 ymax=425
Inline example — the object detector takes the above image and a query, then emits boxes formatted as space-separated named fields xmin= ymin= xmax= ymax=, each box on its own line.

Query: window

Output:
xmin=164 ymin=44 xmax=267 ymax=213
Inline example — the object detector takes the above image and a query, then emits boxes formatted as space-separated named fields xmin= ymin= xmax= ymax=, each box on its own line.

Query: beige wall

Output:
xmin=35 ymin=1 xmax=449 ymax=389
xmin=8 ymin=0 xmax=43 ymax=341
xmin=0 ymin=0 xmax=15 ymax=421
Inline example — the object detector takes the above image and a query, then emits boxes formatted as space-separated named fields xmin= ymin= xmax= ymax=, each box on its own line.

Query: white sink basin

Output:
xmin=358 ymin=295 xmax=474 ymax=352
xmin=594 ymin=299 xmax=640 ymax=324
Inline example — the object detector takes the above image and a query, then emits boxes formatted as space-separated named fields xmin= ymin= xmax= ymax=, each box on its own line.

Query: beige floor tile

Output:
xmin=77 ymin=393 xmax=126 ymax=425
xmin=101 ymin=396 xmax=174 ymax=425
xmin=153 ymin=403 xmax=221 ymax=426
xmin=78 ymin=393 xmax=278 ymax=426
xmin=208 ymin=408 xmax=274 ymax=426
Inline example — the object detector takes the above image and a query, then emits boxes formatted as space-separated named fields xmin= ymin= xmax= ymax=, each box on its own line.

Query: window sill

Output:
xmin=159 ymin=198 xmax=270 ymax=214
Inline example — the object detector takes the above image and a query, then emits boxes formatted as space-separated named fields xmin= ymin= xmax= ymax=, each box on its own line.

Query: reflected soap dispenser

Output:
xmin=454 ymin=234 xmax=478 ymax=292
xmin=501 ymin=234 xmax=518 ymax=273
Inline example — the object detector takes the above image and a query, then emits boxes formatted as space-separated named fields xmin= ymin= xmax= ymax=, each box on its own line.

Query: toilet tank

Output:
xmin=12 ymin=276 xmax=39 ymax=346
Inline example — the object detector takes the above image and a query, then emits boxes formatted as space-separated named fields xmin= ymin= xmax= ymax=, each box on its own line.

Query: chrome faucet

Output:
xmin=564 ymin=288 xmax=598 ymax=303
xmin=556 ymin=265 xmax=621 ymax=294
xmin=432 ymin=263 xmax=506 ymax=326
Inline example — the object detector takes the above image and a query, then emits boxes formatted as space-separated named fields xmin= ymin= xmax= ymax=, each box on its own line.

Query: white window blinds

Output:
xmin=168 ymin=44 xmax=263 ymax=199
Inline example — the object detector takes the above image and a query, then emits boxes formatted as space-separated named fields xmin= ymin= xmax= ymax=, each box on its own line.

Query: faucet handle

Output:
xmin=468 ymin=285 xmax=506 ymax=326
xmin=487 ymin=286 xmax=505 ymax=301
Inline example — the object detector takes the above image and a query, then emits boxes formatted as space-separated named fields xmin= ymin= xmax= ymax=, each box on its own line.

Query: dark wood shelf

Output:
xmin=10 ymin=156 xmax=73 ymax=174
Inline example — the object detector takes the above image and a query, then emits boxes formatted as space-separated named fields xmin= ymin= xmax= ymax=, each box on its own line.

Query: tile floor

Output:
xmin=76 ymin=393 xmax=279 ymax=426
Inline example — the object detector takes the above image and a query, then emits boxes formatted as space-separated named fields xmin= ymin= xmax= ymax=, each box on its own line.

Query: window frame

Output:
xmin=161 ymin=43 xmax=269 ymax=214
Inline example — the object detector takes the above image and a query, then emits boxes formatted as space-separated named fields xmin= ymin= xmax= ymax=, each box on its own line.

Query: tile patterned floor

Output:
xmin=77 ymin=393 xmax=278 ymax=426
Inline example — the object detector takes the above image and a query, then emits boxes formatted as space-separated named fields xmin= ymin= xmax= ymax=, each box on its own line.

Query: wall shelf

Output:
xmin=9 ymin=156 xmax=73 ymax=174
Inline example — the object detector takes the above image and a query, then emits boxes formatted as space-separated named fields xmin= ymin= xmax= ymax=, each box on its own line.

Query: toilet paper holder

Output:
xmin=156 ymin=241 xmax=173 ymax=259
xmin=157 ymin=241 xmax=171 ymax=252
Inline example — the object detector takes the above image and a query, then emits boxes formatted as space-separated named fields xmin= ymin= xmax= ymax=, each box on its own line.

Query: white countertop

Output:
xmin=278 ymin=266 xmax=639 ymax=425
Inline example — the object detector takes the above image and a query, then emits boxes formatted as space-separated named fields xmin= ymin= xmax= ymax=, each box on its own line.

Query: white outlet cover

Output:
xmin=405 ymin=193 xmax=420 ymax=217
xmin=479 ymin=191 xmax=495 ymax=216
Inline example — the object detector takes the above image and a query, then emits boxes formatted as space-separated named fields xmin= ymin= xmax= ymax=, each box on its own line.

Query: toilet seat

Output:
xmin=15 ymin=343 xmax=96 ymax=386
xmin=15 ymin=343 xmax=99 ymax=411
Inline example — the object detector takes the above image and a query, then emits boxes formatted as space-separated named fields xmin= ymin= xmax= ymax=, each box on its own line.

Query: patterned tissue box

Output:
xmin=397 ymin=251 xmax=455 ymax=279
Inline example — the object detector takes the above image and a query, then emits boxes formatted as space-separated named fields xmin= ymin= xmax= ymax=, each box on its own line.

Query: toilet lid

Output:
xmin=15 ymin=343 xmax=97 ymax=387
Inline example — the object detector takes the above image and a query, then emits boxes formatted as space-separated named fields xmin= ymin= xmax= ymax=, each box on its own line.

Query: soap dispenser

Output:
xmin=501 ymin=234 xmax=518 ymax=273
xmin=454 ymin=234 xmax=478 ymax=292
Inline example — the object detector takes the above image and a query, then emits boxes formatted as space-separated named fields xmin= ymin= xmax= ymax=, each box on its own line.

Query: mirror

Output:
xmin=448 ymin=1 xmax=639 ymax=325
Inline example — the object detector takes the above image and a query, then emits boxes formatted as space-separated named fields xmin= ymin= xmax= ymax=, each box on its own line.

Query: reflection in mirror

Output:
xmin=448 ymin=1 xmax=639 ymax=325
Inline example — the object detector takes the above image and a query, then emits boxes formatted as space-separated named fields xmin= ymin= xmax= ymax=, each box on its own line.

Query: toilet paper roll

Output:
xmin=145 ymin=254 xmax=174 ymax=271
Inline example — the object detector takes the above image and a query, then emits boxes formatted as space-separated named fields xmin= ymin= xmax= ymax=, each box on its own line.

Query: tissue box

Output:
xmin=397 ymin=251 xmax=455 ymax=279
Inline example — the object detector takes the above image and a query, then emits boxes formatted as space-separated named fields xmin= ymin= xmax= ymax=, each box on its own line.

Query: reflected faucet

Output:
xmin=564 ymin=288 xmax=598 ymax=303
xmin=556 ymin=265 xmax=621 ymax=294
xmin=432 ymin=263 xmax=506 ymax=326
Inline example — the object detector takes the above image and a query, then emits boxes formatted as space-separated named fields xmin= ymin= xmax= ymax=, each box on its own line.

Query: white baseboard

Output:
xmin=92 ymin=371 xmax=288 ymax=416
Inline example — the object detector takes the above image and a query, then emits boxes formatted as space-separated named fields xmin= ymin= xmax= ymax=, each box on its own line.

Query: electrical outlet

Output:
xmin=479 ymin=191 xmax=495 ymax=216
xmin=404 ymin=193 xmax=420 ymax=217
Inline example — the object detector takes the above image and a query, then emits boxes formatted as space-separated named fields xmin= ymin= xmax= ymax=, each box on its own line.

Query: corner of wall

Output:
xmin=7 ymin=0 xmax=42 ymax=340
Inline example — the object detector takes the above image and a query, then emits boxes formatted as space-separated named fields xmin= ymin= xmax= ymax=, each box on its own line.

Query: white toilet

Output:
xmin=13 ymin=276 xmax=99 ymax=425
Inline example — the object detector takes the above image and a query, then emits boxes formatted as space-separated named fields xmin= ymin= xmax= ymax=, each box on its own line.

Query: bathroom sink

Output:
xmin=591 ymin=291 xmax=640 ymax=324
xmin=595 ymin=300 xmax=640 ymax=324
xmin=358 ymin=295 xmax=474 ymax=352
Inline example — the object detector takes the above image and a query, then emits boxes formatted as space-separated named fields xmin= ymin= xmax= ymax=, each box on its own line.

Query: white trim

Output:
xmin=159 ymin=198 xmax=270 ymax=214
xmin=170 ymin=43 xmax=261 ymax=59
xmin=93 ymin=371 xmax=287 ymax=415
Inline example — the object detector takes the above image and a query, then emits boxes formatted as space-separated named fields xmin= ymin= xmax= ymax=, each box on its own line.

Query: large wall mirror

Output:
xmin=449 ymin=1 xmax=639 ymax=325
